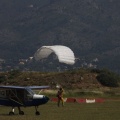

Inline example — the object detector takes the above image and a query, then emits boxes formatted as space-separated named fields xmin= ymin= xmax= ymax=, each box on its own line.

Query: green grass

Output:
xmin=0 ymin=100 xmax=120 ymax=120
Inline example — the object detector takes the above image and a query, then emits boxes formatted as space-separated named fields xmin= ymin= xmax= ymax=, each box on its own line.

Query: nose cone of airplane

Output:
xmin=44 ymin=96 xmax=49 ymax=102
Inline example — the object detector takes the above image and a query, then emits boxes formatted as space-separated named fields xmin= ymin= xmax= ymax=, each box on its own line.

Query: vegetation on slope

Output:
xmin=0 ymin=68 xmax=119 ymax=89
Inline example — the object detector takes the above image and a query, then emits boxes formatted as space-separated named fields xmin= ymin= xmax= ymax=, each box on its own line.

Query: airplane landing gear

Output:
xmin=9 ymin=107 xmax=24 ymax=115
xmin=9 ymin=111 xmax=14 ymax=115
xmin=36 ymin=111 xmax=40 ymax=115
xmin=35 ymin=106 xmax=40 ymax=115
xmin=18 ymin=107 xmax=24 ymax=115
xmin=9 ymin=107 xmax=15 ymax=115
xmin=19 ymin=110 xmax=24 ymax=115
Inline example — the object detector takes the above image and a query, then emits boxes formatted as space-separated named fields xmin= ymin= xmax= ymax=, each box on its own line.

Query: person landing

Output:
xmin=56 ymin=87 xmax=64 ymax=107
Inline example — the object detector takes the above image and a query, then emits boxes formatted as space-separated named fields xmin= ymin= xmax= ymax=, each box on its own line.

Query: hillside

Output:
xmin=0 ymin=68 xmax=120 ymax=89
xmin=0 ymin=0 xmax=120 ymax=72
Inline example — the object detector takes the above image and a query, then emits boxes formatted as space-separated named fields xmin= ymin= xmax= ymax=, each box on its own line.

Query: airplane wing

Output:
xmin=0 ymin=86 xmax=50 ymax=90
xmin=0 ymin=86 xmax=25 ymax=89
xmin=26 ymin=86 xmax=50 ymax=89
xmin=26 ymin=86 xmax=50 ymax=95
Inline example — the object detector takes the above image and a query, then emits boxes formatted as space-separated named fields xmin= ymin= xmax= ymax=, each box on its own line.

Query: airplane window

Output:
xmin=0 ymin=90 xmax=6 ymax=96
xmin=26 ymin=88 xmax=35 ymax=95
xmin=24 ymin=89 xmax=34 ymax=101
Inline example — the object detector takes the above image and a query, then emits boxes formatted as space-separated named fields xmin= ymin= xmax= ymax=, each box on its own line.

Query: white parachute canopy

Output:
xmin=34 ymin=45 xmax=75 ymax=65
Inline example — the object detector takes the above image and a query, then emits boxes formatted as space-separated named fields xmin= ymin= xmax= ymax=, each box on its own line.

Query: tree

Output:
xmin=96 ymin=69 xmax=119 ymax=87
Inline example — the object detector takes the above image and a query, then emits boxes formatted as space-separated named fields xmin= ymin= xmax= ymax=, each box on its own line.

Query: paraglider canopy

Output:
xmin=34 ymin=45 xmax=75 ymax=65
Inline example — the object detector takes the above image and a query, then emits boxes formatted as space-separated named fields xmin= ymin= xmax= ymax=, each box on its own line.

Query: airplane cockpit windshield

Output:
xmin=26 ymin=88 xmax=35 ymax=95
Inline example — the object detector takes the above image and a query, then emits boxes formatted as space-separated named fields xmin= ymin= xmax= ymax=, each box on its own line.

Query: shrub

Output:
xmin=0 ymin=75 xmax=6 ymax=83
xmin=8 ymin=70 xmax=21 ymax=79
xmin=96 ymin=69 xmax=119 ymax=87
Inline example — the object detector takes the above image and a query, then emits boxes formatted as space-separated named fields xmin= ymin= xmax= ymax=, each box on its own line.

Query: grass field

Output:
xmin=0 ymin=100 xmax=120 ymax=120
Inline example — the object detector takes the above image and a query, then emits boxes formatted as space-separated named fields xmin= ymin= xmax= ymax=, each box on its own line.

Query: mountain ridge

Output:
xmin=0 ymin=0 xmax=120 ymax=72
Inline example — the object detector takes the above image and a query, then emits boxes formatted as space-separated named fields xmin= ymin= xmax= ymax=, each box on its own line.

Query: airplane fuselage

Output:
xmin=0 ymin=86 xmax=50 ymax=115
xmin=0 ymin=87 xmax=49 ymax=107
xmin=0 ymin=94 xmax=49 ymax=107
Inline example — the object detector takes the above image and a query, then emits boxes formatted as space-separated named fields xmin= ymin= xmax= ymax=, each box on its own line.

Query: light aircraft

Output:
xmin=0 ymin=85 xmax=49 ymax=115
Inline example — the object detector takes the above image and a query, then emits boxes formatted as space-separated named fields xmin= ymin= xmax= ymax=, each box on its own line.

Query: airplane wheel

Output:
xmin=9 ymin=111 xmax=14 ymax=115
xmin=35 ymin=111 xmax=40 ymax=115
xmin=19 ymin=111 xmax=24 ymax=115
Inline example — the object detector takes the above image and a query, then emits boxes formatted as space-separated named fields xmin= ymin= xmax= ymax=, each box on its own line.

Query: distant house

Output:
xmin=19 ymin=62 xmax=25 ymax=65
